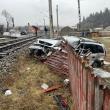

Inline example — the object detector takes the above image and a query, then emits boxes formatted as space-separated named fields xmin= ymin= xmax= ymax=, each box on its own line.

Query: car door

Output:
xmin=85 ymin=44 xmax=105 ymax=61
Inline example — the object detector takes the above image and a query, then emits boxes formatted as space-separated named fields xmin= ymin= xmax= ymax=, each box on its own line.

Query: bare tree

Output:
xmin=1 ymin=10 xmax=14 ymax=31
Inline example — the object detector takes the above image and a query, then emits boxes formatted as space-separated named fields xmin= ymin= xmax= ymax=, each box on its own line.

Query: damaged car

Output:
xmin=63 ymin=36 xmax=106 ymax=68
xmin=76 ymin=41 xmax=106 ymax=67
xmin=29 ymin=38 xmax=62 ymax=59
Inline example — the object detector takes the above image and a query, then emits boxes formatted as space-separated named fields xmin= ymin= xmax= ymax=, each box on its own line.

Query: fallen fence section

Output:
xmin=45 ymin=42 xmax=110 ymax=110
xmin=45 ymin=48 xmax=69 ymax=76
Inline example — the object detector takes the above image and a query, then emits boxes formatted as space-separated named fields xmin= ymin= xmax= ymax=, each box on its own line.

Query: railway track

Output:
xmin=0 ymin=35 xmax=38 ymax=58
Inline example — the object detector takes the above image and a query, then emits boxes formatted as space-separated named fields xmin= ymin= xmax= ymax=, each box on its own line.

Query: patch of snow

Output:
xmin=5 ymin=90 xmax=12 ymax=96
xmin=104 ymin=61 xmax=110 ymax=65
xmin=3 ymin=32 xmax=10 ymax=36
xmin=93 ymin=68 xmax=110 ymax=78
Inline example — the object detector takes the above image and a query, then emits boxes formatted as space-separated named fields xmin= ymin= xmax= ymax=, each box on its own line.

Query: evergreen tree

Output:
xmin=81 ymin=8 xmax=110 ymax=30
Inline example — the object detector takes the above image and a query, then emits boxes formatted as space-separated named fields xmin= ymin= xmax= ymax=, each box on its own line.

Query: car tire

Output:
xmin=92 ymin=60 xmax=102 ymax=68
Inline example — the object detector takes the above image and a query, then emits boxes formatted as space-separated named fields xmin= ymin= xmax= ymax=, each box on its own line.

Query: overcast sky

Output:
xmin=0 ymin=0 xmax=110 ymax=27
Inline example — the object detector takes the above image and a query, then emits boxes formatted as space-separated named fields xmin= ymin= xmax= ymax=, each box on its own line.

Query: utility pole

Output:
xmin=12 ymin=17 xmax=15 ymax=28
xmin=77 ymin=0 xmax=81 ymax=31
xmin=43 ymin=18 xmax=45 ymax=27
xmin=43 ymin=18 xmax=46 ymax=36
xmin=48 ymin=0 xmax=54 ymax=38
xmin=56 ymin=5 xmax=59 ymax=37
xmin=28 ymin=22 xmax=30 ymax=36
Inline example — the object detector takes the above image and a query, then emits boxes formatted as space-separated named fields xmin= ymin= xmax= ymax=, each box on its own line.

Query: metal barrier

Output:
xmin=46 ymin=42 xmax=110 ymax=110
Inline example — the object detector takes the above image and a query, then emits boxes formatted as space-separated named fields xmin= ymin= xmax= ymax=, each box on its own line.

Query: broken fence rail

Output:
xmin=45 ymin=49 xmax=69 ymax=76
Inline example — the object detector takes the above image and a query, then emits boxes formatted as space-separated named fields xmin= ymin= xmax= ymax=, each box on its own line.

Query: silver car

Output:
xmin=63 ymin=36 xmax=106 ymax=68
xmin=29 ymin=38 xmax=62 ymax=57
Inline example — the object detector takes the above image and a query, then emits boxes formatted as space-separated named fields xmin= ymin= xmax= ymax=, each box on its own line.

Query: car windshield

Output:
xmin=39 ymin=40 xmax=53 ymax=46
xmin=34 ymin=44 xmax=41 ymax=46
xmin=34 ymin=42 xmax=53 ymax=48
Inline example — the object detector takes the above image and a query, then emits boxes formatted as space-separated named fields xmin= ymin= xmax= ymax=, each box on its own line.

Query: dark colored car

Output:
xmin=20 ymin=31 xmax=27 ymax=35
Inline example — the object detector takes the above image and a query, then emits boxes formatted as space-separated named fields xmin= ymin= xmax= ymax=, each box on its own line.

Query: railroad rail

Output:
xmin=0 ymin=36 xmax=38 ymax=57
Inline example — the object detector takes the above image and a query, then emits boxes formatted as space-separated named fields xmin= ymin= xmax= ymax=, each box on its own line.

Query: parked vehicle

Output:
xmin=20 ymin=31 xmax=27 ymax=35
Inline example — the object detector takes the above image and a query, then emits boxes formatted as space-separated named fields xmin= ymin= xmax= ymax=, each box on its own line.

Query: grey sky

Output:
xmin=0 ymin=0 xmax=110 ymax=26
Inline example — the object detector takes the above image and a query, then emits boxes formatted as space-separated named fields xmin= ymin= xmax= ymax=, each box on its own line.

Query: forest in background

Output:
xmin=80 ymin=8 xmax=110 ymax=30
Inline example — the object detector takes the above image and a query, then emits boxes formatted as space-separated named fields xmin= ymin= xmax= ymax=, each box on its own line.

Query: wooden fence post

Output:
xmin=94 ymin=77 xmax=100 ymax=110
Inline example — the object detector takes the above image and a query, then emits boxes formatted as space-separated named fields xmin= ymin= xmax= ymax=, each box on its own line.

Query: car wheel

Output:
xmin=92 ymin=60 xmax=102 ymax=68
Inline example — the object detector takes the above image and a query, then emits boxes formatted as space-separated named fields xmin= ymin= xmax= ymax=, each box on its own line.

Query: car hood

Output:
xmin=29 ymin=45 xmax=43 ymax=50
xmin=37 ymin=38 xmax=62 ymax=47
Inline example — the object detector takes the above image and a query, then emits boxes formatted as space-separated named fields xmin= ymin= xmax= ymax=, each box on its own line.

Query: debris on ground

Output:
xmin=64 ymin=79 xmax=69 ymax=86
xmin=4 ymin=89 xmax=12 ymax=96
xmin=26 ymin=67 xmax=31 ymax=71
xmin=41 ymin=83 xmax=49 ymax=90
xmin=0 ymin=54 xmax=72 ymax=110
xmin=43 ymin=84 xmax=63 ymax=93
xmin=53 ymin=95 xmax=70 ymax=110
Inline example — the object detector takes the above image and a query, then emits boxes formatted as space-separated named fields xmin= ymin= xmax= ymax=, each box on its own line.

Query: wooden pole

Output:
xmin=56 ymin=5 xmax=59 ymax=37
xmin=78 ymin=0 xmax=81 ymax=31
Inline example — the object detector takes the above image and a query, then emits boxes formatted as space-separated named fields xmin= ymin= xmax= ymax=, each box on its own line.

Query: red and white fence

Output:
xmin=46 ymin=42 xmax=110 ymax=110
